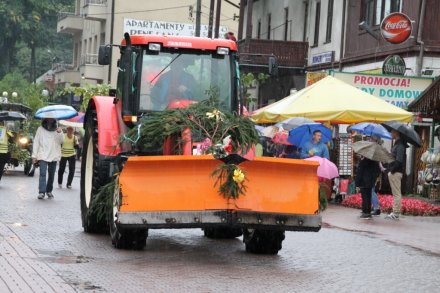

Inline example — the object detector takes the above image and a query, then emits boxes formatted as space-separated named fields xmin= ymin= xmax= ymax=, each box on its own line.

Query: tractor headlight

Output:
xmin=19 ymin=137 xmax=29 ymax=145
xmin=216 ymin=47 xmax=230 ymax=55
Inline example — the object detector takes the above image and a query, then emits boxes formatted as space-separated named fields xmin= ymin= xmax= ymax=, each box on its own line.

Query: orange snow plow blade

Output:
xmin=118 ymin=155 xmax=320 ymax=215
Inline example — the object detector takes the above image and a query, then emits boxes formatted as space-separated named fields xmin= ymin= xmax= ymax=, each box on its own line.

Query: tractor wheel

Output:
xmin=243 ymin=229 xmax=285 ymax=255
xmin=24 ymin=158 xmax=31 ymax=175
xmin=109 ymin=186 xmax=148 ymax=250
xmin=203 ymin=227 xmax=243 ymax=239
xmin=80 ymin=108 xmax=111 ymax=234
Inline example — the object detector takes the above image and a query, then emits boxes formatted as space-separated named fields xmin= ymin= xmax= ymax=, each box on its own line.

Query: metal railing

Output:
xmin=57 ymin=12 xmax=82 ymax=21
xmin=85 ymin=0 xmax=107 ymax=5
xmin=238 ymin=39 xmax=308 ymax=68
xmin=52 ymin=63 xmax=77 ymax=73
xmin=80 ymin=54 xmax=99 ymax=66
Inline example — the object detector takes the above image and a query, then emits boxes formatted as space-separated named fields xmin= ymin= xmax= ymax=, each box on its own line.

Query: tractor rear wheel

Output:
xmin=203 ymin=227 xmax=243 ymax=239
xmin=243 ymin=229 xmax=285 ymax=255
xmin=80 ymin=108 xmax=111 ymax=233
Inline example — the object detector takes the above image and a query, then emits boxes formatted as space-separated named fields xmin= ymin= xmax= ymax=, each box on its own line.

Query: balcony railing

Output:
xmin=85 ymin=0 xmax=107 ymax=4
xmin=238 ymin=39 xmax=308 ymax=68
xmin=81 ymin=54 xmax=99 ymax=66
xmin=52 ymin=63 xmax=77 ymax=73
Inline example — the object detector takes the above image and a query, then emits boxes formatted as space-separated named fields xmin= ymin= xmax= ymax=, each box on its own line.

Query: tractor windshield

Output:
xmin=139 ymin=50 xmax=233 ymax=112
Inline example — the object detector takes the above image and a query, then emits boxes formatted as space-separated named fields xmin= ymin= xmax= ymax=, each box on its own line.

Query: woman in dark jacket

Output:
xmin=355 ymin=157 xmax=381 ymax=219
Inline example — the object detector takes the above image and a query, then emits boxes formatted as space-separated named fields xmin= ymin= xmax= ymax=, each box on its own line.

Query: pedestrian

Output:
xmin=369 ymin=135 xmax=384 ymax=216
xmin=0 ymin=121 xmax=13 ymax=182
xmin=32 ymin=118 xmax=64 ymax=199
xmin=58 ymin=126 xmax=78 ymax=189
xmin=300 ymin=130 xmax=330 ymax=159
xmin=355 ymin=156 xmax=381 ymax=219
xmin=385 ymin=130 xmax=407 ymax=220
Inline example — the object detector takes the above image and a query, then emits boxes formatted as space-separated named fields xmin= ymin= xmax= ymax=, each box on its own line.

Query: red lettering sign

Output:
xmin=380 ymin=13 xmax=412 ymax=44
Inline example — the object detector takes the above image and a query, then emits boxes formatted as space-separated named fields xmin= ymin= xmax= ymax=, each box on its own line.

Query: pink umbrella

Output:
xmin=305 ymin=156 xmax=339 ymax=179
xmin=271 ymin=131 xmax=292 ymax=145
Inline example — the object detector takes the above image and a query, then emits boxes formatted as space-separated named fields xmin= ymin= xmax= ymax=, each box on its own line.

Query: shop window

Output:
xmin=257 ymin=19 xmax=261 ymax=39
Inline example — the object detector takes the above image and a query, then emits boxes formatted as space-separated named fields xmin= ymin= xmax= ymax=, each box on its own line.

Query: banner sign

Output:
xmin=332 ymin=72 xmax=433 ymax=109
xmin=305 ymin=72 xmax=328 ymax=87
xmin=124 ymin=18 xmax=228 ymax=38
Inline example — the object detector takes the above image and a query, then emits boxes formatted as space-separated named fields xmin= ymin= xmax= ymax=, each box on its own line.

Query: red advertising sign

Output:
xmin=380 ymin=13 xmax=412 ymax=44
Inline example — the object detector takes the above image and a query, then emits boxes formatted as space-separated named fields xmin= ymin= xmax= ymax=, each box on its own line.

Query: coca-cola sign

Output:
xmin=380 ymin=13 xmax=412 ymax=44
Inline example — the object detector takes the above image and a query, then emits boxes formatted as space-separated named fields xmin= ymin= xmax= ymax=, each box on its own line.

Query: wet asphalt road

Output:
xmin=0 ymin=165 xmax=439 ymax=293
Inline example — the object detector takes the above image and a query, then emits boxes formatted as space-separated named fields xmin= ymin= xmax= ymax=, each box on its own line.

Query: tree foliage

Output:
xmin=62 ymin=84 xmax=112 ymax=112
xmin=0 ymin=0 xmax=73 ymax=81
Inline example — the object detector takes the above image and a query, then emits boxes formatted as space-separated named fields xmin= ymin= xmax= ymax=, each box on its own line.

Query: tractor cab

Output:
xmin=99 ymin=34 xmax=239 ymax=124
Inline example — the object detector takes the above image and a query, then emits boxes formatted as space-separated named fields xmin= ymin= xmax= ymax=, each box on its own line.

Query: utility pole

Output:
xmin=214 ymin=0 xmax=222 ymax=38
xmin=195 ymin=0 xmax=202 ymax=37
xmin=208 ymin=0 xmax=215 ymax=38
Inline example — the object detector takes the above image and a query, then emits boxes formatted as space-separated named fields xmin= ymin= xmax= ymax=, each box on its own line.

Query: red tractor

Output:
xmin=81 ymin=33 xmax=321 ymax=254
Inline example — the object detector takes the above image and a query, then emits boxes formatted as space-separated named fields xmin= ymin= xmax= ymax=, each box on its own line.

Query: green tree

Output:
xmin=62 ymin=84 xmax=112 ymax=112
xmin=0 ymin=0 xmax=73 ymax=81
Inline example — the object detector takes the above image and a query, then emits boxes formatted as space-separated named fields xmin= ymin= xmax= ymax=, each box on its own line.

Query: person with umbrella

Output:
xmin=32 ymin=118 xmax=65 ymax=199
xmin=382 ymin=121 xmax=421 ymax=220
xmin=353 ymin=141 xmax=394 ymax=219
xmin=355 ymin=155 xmax=381 ymax=219
xmin=384 ymin=130 xmax=407 ymax=220
xmin=300 ymin=130 xmax=330 ymax=159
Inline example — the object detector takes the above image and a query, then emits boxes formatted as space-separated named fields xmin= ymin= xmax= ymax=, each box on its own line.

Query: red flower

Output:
xmin=224 ymin=144 xmax=233 ymax=154
xmin=341 ymin=194 xmax=440 ymax=216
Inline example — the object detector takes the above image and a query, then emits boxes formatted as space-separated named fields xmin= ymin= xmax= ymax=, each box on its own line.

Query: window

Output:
xmin=362 ymin=0 xmax=375 ymax=26
xmin=284 ymin=7 xmax=289 ymax=41
xmin=267 ymin=14 xmax=271 ymax=40
xmin=313 ymin=1 xmax=321 ymax=46
xmin=325 ymin=0 xmax=334 ymax=43
xmin=257 ymin=19 xmax=261 ymax=39
xmin=362 ymin=0 xmax=403 ymax=26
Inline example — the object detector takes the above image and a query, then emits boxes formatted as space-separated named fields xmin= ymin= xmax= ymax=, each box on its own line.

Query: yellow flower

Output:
xmin=232 ymin=168 xmax=245 ymax=183
xmin=206 ymin=109 xmax=224 ymax=121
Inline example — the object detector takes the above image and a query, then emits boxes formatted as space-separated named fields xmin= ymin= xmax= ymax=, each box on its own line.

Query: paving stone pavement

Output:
xmin=0 ymin=166 xmax=439 ymax=292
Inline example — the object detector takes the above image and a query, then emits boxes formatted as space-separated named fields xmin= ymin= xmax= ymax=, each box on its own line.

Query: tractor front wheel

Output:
xmin=80 ymin=108 xmax=110 ymax=233
xmin=109 ymin=186 xmax=148 ymax=250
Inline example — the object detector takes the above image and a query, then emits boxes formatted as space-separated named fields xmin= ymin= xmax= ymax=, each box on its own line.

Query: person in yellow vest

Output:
xmin=0 ymin=121 xmax=13 ymax=182
xmin=58 ymin=126 xmax=78 ymax=189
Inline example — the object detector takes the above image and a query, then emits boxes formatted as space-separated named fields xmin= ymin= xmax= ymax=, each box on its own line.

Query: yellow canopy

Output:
xmin=252 ymin=76 xmax=413 ymax=124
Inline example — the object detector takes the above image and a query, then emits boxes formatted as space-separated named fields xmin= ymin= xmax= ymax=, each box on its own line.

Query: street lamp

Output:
xmin=1 ymin=91 xmax=8 ymax=103
xmin=11 ymin=92 xmax=18 ymax=99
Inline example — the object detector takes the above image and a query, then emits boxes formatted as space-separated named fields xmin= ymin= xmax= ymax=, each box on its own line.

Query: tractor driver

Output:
xmin=150 ymin=57 xmax=197 ymax=110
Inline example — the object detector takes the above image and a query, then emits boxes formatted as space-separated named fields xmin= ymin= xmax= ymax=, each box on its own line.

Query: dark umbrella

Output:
xmin=0 ymin=111 xmax=27 ymax=121
xmin=382 ymin=121 xmax=421 ymax=147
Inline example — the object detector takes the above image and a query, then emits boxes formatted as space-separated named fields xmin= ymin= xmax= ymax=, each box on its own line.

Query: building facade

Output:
xmin=239 ymin=0 xmax=440 ymax=106
xmin=56 ymin=0 xmax=240 ymax=87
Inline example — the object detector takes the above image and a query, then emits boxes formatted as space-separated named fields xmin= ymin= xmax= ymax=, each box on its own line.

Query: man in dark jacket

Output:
xmin=356 ymin=157 xmax=381 ymax=219
xmin=385 ymin=130 xmax=407 ymax=220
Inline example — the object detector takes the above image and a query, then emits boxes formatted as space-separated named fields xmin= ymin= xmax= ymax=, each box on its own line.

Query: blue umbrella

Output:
xmin=34 ymin=105 xmax=78 ymax=120
xmin=350 ymin=122 xmax=392 ymax=139
xmin=288 ymin=123 xmax=332 ymax=147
